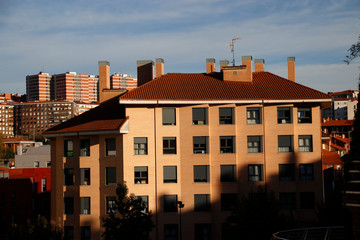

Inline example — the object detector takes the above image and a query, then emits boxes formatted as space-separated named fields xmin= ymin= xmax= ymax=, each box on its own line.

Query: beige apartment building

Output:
xmin=44 ymin=57 xmax=332 ymax=240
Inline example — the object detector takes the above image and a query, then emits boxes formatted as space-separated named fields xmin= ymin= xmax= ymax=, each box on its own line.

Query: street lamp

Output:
xmin=177 ymin=201 xmax=184 ymax=240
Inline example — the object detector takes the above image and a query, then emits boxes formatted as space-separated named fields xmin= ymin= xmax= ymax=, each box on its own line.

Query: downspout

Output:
xmin=262 ymin=100 xmax=267 ymax=189
xmin=153 ymin=102 xmax=159 ymax=239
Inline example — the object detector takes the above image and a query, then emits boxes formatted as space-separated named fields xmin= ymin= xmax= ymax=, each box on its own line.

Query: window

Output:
xmin=81 ymin=226 xmax=91 ymax=240
xmin=195 ymin=224 xmax=212 ymax=240
xmin=164 ymin=195 xmax=177 ymax=212
xmin=279 ymin=192 xmax=296 ymax=210
xmin=193 ymin=108 xmax=208 ymax=125
xmin=278 ymin=135 xmax=293 ymax=152
xmin=134 ymin=137 xmax=147 ymax=155
xmin=247 ymin=136 xmax=263 ymax=153
xmin=46 ymin=161 xmax=51 ymax=168
xmin=300 ymin=192 xmax=315 ymax=209
xmin=106 ymin=167 xmax=116 ymax=185
xmin=106 ymin=196 xmax=116 ymax=214
xmin=80 ymin=197 xmax=90 ymax=215
xmin=220 ymin=165 xmax=236 ymax=182
xmin=134 ymin=167 xmax=148 ymax=184
xmin=163 ymin=166 xmax=177 ymax=183
xmin=80 ymin=168 xmax=90 ymax=185
xmin=106 ymin=138 xmax=116 ymax=156
xmin=219 ymin=107 xmax=234 ymax=124
xmin=164 ymin=224 xmax=178 ymax=240
xmin=193 ymin=136 xmax=209 ymax=154
xmin=34 ymin=161 xmax=39 ymax=168
xmin=279 ymin=164 xmax=295 ymax=181
xmin=135 ymin=195 xmax=149 ymax=213
xmin=299 ymin=164 xmax=314 ymax=181
xmin=194 ymin=165 xmax=209 ymax=182
xmin=64 ymin=168 xmax=74 ymax=186
xmin=41 ymin=178 xmax=47 ymax=192
xmin=80 ymin=139 xmax=90 ymax=156
xmin=298 ymin=107 xmax=312 ymax=123
xmin=221 ymin=193 xmax=237 ymax=211
xmin=277 ymin=107 xmax=292 ymax=124
xmin=194 ymin=194 xmax=211 ymax=212
xmin=220 ymin=136 xmax=235 ymax=153
xmin=299 ymin=135 xmax=313 ymax=152
xmin=64 ymin=140 xmax=74 ymax=157
xmin=64 ymin=226 xmax=74 ymax=240
xmin=247 ymin=107 xmax=262 ymax=124
xmin=248 ymin=164 xmax=263 ymax=182
xmin=163 ymin=137 xmax=176 ymax=154
xmin=64 ymin=197 xmax=74 ymax=215
xmin=163 ymin=108 xmax=176 ymax=125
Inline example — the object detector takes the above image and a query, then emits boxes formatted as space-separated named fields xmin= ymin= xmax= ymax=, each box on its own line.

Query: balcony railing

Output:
xmin=272 ymin=226 xmax=344 ymax=240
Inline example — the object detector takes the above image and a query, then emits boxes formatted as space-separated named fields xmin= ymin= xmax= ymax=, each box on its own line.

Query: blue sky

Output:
xmin=0 ymin=0 xmax=359 ymax=94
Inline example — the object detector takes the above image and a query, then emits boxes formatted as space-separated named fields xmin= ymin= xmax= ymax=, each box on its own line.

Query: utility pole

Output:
xmin=226 ymin=35 xmax=240 ymax=66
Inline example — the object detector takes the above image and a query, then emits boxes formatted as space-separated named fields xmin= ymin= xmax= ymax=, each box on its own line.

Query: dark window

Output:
xmin=220 ymin=165 xmax=236 ymax=182
xmin=279 ymin=164 xmax=295 ymax=181
xmin=34 ymin=161 xmax=39 ymax=168
xmin=80 ymin=139 xmax=90 ymax=156
xmin=135 ymin=195 xmax=149 ymax=213
xmin=163 ymin=137 xmax=176 ymax=154
xmin=80 ymin=197 xmax=90 ymax=215
xmin=64 ymin=226 xmax=74 ymax=240
xmin=106 ymin=138 xmax=116 ymax=156
xmin=64 ymin=168 xmax=74 ymax=186
xmin=46 ymin=161 xmax=51 ymax=167
xmin=195 ymin=224 xmax=212 ymax=240
xmin=64 ymin=140 xmax=74 ymax=157
xmin=134 ymin=137 xmax=147 ymax=155
xmin=134 ymin=167 xmax=148 ymax=184
xmin=193 ymin=108 xmax=208 ymax=125
xmin=106 ymin=167 xmax=116 ymax=185
xmin=220 ymin=136 xmax=235 ymax=153
xmin=247 ymin=136 xmax=263 ymax=153
xmin=164 ymin=224 xmax=178 ymax=240
xmin=42 ymin=178 xmax=47 ymax=192
xmin=299 ymin=164 xmax=314 ymax=181
xmin=193 ymin=136 xmax=209 ymax=154
xmin=279 ymin=192 xmax=296 ymax=210
xmin=194 ymin=194 xmax=211 ymax=212
xmin=219 ymin=107 xmax=234 ymax=124
xmin=278 ymin=135 xmax=293 ymax=152
xmin=247 ymin=107 xmax=262 ymax=124
xmin=194 ymin=165 xmax=210 ymax=182
xmin=106 ymin=196 xmax=116 ymax=215
xmin=164 ymin=195 xmax=177 ymax=212
xmin=80 ymin=226 xmax=91 ymax=240
xmin=300 ymin=192 xmax=315 ymax=209
xmin=164 ymin=166 xmax=177 ymax=183
xmin=64 ymin=197 xmax=74 ymax=215
xmin=278 ymin=107 xmax=292 ymax=124
xmin=80 ymin=168 xmax=90 ymax=185
xmin=248 ymin=164 xmax=263 ymax=182
xmin=298 ymin=107 xmax=312 ymax=123
xmin=299 ymin=135 xmax=313 ymax=152
xmin=221 ymin=193 xmax=237 ymax=211
xmin=163 ymin=108 xmax=176 ymax=125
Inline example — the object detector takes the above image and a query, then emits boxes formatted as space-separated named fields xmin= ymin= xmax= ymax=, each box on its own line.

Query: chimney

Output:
xmin=98 ymin=61 xmax=110 ymax=103
xmin=220 ymin=60 xmax=229 ymax=70
xmin=254 ymin=59 xmax=265 ymax=72
xmin=155 ymin=58 xmax=164 ymax=78
xmin=137 ymin=60 xmax=154 ymax=87
xmin=287 ymin=57 xmax=295 ymax=82
xmin=222 ymin=56 xmax=253 ymax=82
xmin=206 ymin=58 xmax=215 ymax=73
xmin=242 ymin=56 xmax=253 ymax=81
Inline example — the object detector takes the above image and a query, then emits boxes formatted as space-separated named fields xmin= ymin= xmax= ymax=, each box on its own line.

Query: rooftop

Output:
xmin=322 ymin=119 xmax=355 ymax=127
xmin=322 ymin=149 xmax=342 ymax=165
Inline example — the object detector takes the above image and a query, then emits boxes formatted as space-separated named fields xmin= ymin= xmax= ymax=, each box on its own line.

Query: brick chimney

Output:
xmin=222 ymin=56 xmax=253 ymax=82
xmin=287 ymin=57 xmax=295 ymax=82
xmin=254 ymin=59 xmax=265 ymax=72
xmin=220 ymin=60 xmax=229 ymax=70
xmin=156 ymin=58 xmax=164 ymax=78
xmin=206 ymin=58 xmax=215 ymax=73
xmin=137 ymin=60 xmax=154 ymax=87
xmin=98 ymin=61 xmax=110 ymax=103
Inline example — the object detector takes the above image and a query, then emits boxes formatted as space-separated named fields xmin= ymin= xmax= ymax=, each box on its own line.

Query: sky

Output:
xmin=0 ymin=0 xmax=359 ymax=95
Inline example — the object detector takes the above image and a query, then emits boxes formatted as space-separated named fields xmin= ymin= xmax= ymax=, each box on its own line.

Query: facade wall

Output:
xmin=0 ymin=103 xmax=14 ymax=138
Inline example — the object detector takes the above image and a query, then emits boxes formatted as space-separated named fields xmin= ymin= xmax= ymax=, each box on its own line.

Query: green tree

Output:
xmin=102 ymin=183 xmax=154 ymax=240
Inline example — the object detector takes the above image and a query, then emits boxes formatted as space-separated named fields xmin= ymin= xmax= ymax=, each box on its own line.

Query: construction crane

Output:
xmin=226 ymin=35 xmax=239 ymax=66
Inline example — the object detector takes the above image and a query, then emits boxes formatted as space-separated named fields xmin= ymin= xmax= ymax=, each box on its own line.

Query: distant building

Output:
xmin=0 ymin=102 xmax=14 ymax=138
xmin=322 ymin=119 xmax=354 ymax=139
xmin=15 ymin=144 xmax=50 ymax=168
xmin=322 ymin=90 xmax=359 ymax=120
xmin=26 ymin=72 xmax=53 ymax=102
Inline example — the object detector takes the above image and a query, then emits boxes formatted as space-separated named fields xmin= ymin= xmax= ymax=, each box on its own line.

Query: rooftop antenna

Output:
xmin=226 ymin=35 xmax=240 ymax=66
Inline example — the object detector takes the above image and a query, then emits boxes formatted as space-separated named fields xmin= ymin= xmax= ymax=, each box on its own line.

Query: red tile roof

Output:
xmin=322 ymin=149 xmax=342 ymax=165
xmin=322 ymin=119 xmax=355 ymax=127
xmin=120 ymin=72 xmax=331 ymax=101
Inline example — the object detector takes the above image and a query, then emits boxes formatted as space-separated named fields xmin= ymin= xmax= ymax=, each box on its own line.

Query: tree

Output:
xmin=345 ymin=34 xmax=360 ymax=64
xmin=102 ymin=183 xmax=154 ymax=240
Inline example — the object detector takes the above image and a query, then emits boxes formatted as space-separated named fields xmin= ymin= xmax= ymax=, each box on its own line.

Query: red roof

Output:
xmin=322 ymin=149 xmax=342 ymax=165
xmin=330 ymin=143 xmax=345 ymax=151
xmin=329 ymin=90 xmax=358 ymax=96
xmin=333 ymin=135 xmax=351 ymax=143
xmin=120 ymin=72 xmax=331 ymax=101
xmin=322 ymin=119 xmax=355 ymax=127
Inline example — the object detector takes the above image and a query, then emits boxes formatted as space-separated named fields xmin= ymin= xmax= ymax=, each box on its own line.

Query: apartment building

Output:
xmin=44 ymin=57 xmax=332 ymax=240
xmin=26 ymin=72 xmax=53 ymax=102
xmin=0 ymin=102 xmax=14 ymax=138
xmin=322 ymin=90 xmax=359 ymax=120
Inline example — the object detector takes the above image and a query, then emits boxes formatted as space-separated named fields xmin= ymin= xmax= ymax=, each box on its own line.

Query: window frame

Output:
xmin=221 ymin=193 xmax=237 ymax=211
xmin=163 ymin=137 xmax=177 ymax=155
xmin=164 ymin=195 xmax=178 ymax=212
xmin=80 ymin=197 xmax=91 ymax=215
xmin=106 ymin=196 xmax=116 ymax=215
xmin=134 ymin=166 xmax=148 ymax=184
xmin=279 ymin=164 xmax=295 ymax=181
xmin=192 ymin=107 xmax=208 ymax=125
xmin=298 ymin=107 xmax=312 ymax=123
xmin=298 ymin=135 xmax=313 ymax=152
xmin=277 ymin=107 xmax=292 ymax=124
xmin=106 ymin=167 xmax=116 ymax=186
xmin=64 ymin=140 xmax=74 ymax=157
xmin=219 ymin=107 xmax=234 ymax=124
xmin=299 ymin=164 xmax=314 ymax=181
xmin=194 ymin=194 xmax=211 ymax=212
xmin=278 ymin=135 xmax=294 ymax=152
xmin=247 ymin=107 xmax=262 ymax=124
xmin=194 ymin=165 xmax=210 ymax=183
xmin=220 ymin=136 xmax=235 ymax=153
xmin=194 ymin=224 xmax=212 ymax=240
xmin=248 ymin=164 xmax=264 ymax=182
xmin=220 ymin=165 xmax=236 ymax=182
xmin=106 ymin=138 xmax=116 ymax=156
xmin=135 ymin=195 xmax=149 ymax=213
xmin=64 ymin=197 xmax=74 ymax=215
xmin=64 ymin=168 xmax=74 ymax=186
xmin=247 ymin=136 xmax=263 ymax=153
xmin=163 ymin=108 xmax=176 ymax=126
xmin=279 ymin=192 xmax=296 ymax=210
xmin=134 ymin=137 xmax=148 ymax=155
xmin=80 ymin=139 xmax=90 ymax=157
xmin=164 ymin=224 xmax=178 ymax=240
xmin=80 ymin=168 xmax=90 ymax=186
xmin=193 ymin=136 xmax=209 ymax=154
xmin=163 ymin=166 xmax=177 ymax=183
